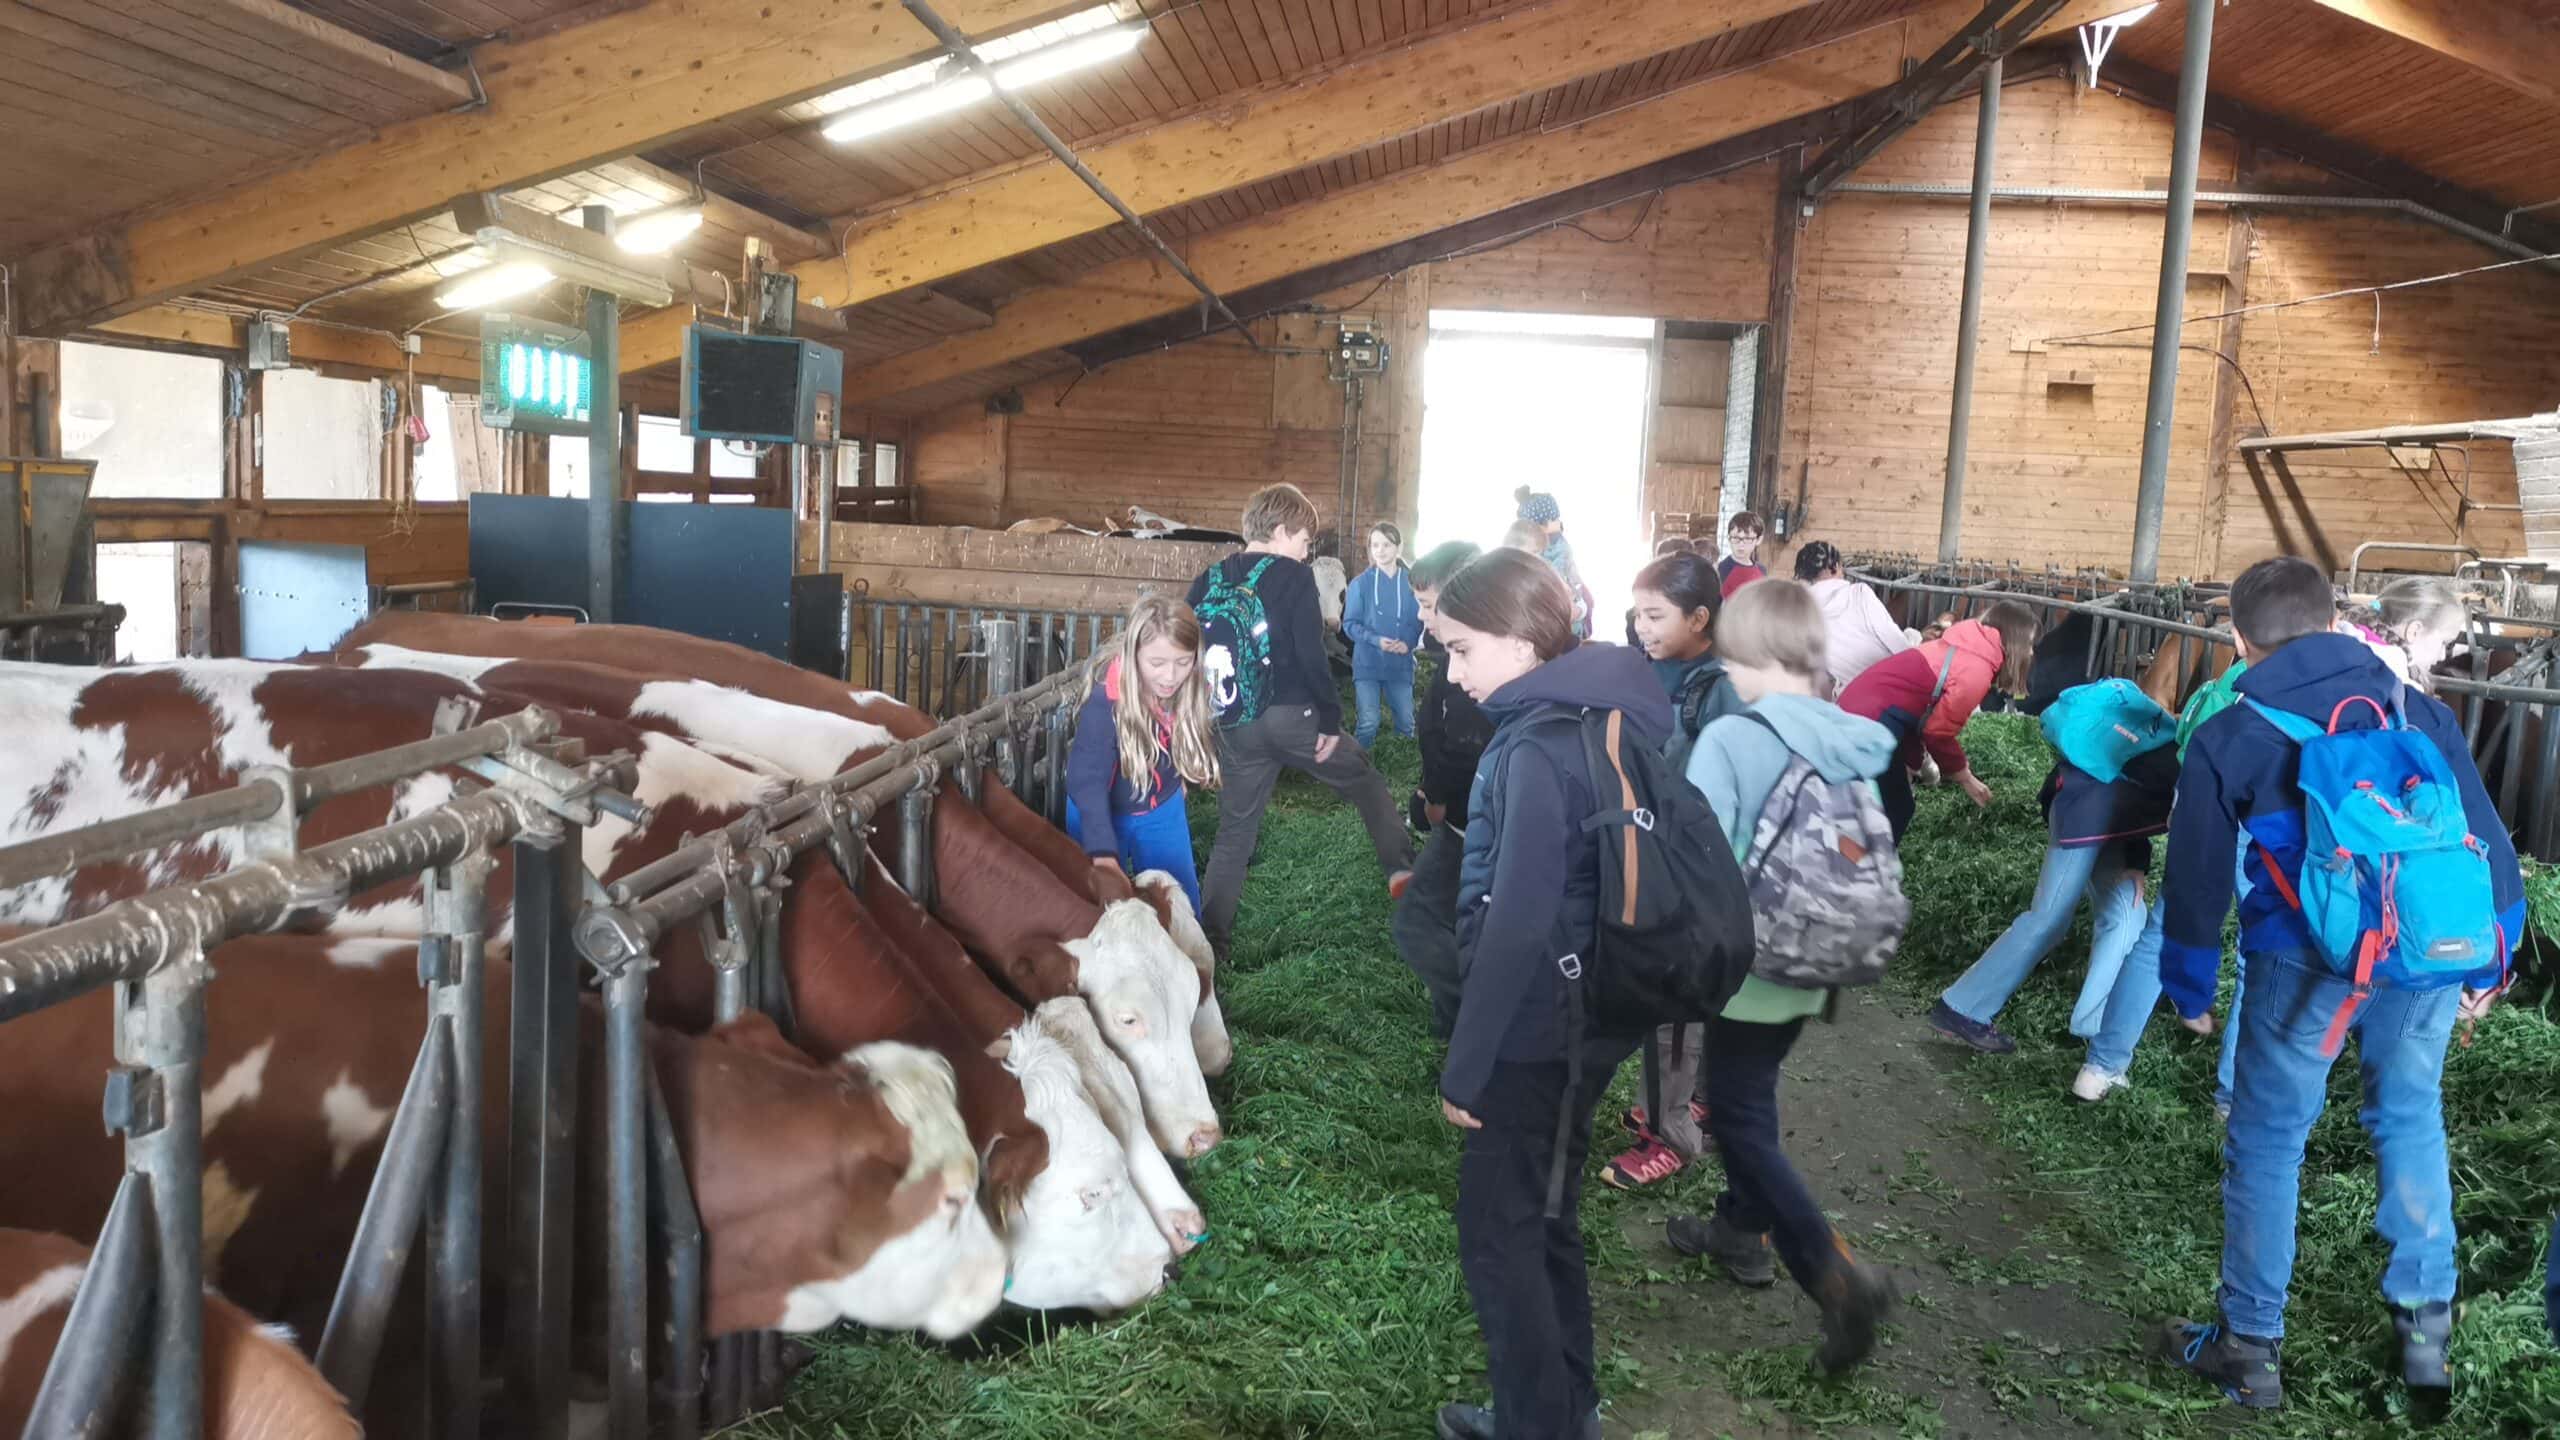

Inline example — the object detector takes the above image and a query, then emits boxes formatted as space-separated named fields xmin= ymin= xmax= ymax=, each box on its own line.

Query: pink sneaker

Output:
xmin=1603 ymin=1135 xmax=1687 ymax=1190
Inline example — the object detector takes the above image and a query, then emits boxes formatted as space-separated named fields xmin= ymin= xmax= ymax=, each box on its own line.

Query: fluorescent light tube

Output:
xmin=436 ymin=260 xmax=553 ymax=311
xmin=822 ymin=75 xmax=993 ymax=143
xmin=993 ymin=24 xmax=1146 ymax=89
xmin=615 ymin=208 xmax=706 ymax=255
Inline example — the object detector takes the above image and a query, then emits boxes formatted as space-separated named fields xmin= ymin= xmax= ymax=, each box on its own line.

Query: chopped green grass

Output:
xmin=740 ymin=712 xmax=2560 ymax=1439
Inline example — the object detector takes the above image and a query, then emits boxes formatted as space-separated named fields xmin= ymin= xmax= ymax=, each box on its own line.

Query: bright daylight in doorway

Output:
xmin=1418 ymin=310 xmax=1656 ymax=620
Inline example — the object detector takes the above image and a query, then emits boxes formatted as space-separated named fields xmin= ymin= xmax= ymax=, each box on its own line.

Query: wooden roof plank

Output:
xmin=12 ymin=0 xmax=1094 ymax=334
xmin=2304 ymin=0 xmax=2558 ymax=108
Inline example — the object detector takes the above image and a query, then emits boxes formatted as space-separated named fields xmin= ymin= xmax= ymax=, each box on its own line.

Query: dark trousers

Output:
xmin=1393 ymin=822 xmax=1467 ymax=1039
xmin=1703 ymin=1016 xmax=1844 ymax=1298
xmin=1201 ymin=704 xmax=1413 ymax=949
xmin=1456 ymin=1037 xmax=1636 ymax=1440
xmin=1876 ymin=709 xmax=1921 ymax=842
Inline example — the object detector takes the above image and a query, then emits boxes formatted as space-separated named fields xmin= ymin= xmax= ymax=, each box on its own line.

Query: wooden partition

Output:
xmin=800 ymin=521 xmax=1233 ymax=615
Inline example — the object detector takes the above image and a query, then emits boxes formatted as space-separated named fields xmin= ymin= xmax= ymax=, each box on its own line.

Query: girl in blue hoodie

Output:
xmin=1432 ymin=547 xmax=1663 ymax=1440
xmin=1657 ymin=579 xmax=1899 ymax=1377
xmin=1344 ymin=522 xmax=1424 ymax=749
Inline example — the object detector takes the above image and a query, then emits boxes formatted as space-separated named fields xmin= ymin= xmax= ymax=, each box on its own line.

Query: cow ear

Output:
xmin=709 ymin=1011 xmax=813 ymax=1068
xmin=1132 ymin=877 xmax=1174 ymax=928
xmin=984 ymin=1033 xmax=1013 ymax=1062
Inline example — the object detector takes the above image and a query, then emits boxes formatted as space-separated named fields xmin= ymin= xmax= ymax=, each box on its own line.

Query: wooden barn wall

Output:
xmin=909 ymin=83 xmax=2557 ymax=585
xmin=1781 ymin=82 xmax=2558 ymax=580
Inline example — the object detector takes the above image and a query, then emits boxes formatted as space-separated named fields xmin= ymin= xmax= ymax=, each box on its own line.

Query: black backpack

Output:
xmin=1521 ymin=705 xmax=1755 ymax=1215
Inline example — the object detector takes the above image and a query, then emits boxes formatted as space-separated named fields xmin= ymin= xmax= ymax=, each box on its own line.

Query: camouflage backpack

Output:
xmin=1738 ymin=715 xmax=1908 ymax=989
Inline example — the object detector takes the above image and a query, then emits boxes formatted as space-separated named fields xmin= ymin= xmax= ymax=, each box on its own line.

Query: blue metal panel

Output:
xmin=467 ymin=495 xmax=591 ymax=618
xmin=238 ymin=540 xmax=373 ymax=659
xmin=627 ymin=503 xmax=796 ymax=659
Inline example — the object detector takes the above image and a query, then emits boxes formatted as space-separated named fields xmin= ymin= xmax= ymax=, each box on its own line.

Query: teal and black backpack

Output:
xmin=1196 ymin=557 xmax=1278 ymax=728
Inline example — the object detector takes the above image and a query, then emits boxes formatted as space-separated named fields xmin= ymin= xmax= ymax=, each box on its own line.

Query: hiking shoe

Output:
xmin=2070 ymin=1064 xmax=2129 ymax=1102
xmin=1603 ymin=1135 xmax=1686 ymax=1190
xmin=2159 ymin=1317 xmax=2284 ymax=1410
xmin=1813 ymin=1262 xmax=1899 ymax=1376
xmin=1665 ymin=1212 xmax=1777 ymax=1288
xmin=1435 ymin=1404 xmax=1600 ymax=1440
xmin=1928 ymin=1001 xmax=2017 ymax=1055
xmin=2391 ymin=1302 xmax=2453 ymax=1391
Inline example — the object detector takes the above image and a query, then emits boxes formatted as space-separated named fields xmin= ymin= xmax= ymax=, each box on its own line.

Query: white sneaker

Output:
xmin=2070 ymin=1064 xmax=2128 ymax=1102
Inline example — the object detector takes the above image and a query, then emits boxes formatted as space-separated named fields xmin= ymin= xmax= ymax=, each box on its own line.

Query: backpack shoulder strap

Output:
xmin=1926 ymin=643 xmax=1960 ymax=706
xmin=1242 ymin=555 xmax=1278 ymax=587
xmin=2242 ymin=697 xmax=2322 ymax=744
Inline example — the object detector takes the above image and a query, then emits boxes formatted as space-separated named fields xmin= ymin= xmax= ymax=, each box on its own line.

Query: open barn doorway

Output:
xmin=1417 ymin=311 xmax=1656 ymax=626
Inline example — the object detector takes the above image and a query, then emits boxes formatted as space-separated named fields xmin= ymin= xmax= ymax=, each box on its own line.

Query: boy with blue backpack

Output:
xmin=2157 ymin=556 xmax=2523 ymax=1410
xmin=1188 ymin=484 xmax=1414 ymax=960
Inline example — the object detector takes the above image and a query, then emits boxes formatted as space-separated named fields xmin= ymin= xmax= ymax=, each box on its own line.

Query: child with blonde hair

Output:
xmin=1064 ymin=594 xmax=1222 ymax=910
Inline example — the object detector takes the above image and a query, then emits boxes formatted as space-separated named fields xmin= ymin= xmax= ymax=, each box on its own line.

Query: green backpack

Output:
xmin=1197 ymin=556 xmax=1279 ymax=728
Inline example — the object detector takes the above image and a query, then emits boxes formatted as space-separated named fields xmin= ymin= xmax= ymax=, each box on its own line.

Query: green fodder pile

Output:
xmin=1895 ymin=712 xmax=2560 ymax=1437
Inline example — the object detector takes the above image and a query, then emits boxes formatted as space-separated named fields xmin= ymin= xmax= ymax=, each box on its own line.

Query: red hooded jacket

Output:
xmin=1836 ymin=617 xmax=2009 ymax=777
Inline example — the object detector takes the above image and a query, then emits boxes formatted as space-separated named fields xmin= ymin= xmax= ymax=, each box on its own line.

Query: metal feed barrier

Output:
xmin=0 ymin=628 xmax=1099 ymax=1439
xmin=0 ymin=705 xmax=641 ymax=1440
xmin=1847 ymin=557 xmax=2560 ymax=861
xmin=847 ymin=593 xmax=1117 ymax=718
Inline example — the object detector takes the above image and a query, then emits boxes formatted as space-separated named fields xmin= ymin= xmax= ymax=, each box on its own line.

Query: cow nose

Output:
xmin=1162 ymin=1256 xmax=1183 ymax=1287
xmin=1185 ymin=1124 xmax=1223 ymax=1157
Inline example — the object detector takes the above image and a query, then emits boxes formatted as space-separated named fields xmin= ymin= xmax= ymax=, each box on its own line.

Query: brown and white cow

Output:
xmin=0 ymin=1228 xmax=360 ymax=1439
xmin=329 ymin=630 xmax=1232 ymax=1126
xmin=766 ymin=852 xmax=1189 ymax=1311
xmin=0 ymin=933 xmax=1004 ymax=1348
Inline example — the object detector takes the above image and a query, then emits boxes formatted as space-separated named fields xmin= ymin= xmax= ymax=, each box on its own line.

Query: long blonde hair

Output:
xmin=1097 ymin=595 xmax=1220 ymax=800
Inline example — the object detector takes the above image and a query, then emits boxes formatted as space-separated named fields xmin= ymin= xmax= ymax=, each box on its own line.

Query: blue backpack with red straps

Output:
xmin=2246 ymin=691 xmax=2501 ymax=1049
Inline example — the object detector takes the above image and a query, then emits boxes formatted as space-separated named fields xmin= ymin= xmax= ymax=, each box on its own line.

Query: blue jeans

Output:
xmin=2218 ymin=951 xmax=2462 ymax=1339
xmin=1063 ymin=789 xmax=1201 ymax=913
xmin=1941 ymin=840 xmax=2148 ymax=1036
xmin=2082 ymin=899 xmax=2243 ymax=1105
xmin=1354 ymin=677 xmax=1416 ymax=749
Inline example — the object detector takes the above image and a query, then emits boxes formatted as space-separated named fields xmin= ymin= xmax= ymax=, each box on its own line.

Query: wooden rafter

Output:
xmin=755 ymin=0 xmax=1820 ymax=326
xmin=2302 ymin=0 xmax=2559 ymax=108
xmin=835 ymin=0 xmax=2129 ymax=405
xmin=9 ymin=0 xmax=1092 ymax=336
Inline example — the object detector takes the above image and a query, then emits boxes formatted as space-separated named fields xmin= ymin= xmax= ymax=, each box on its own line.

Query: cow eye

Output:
xmin=1116 ymin=1012 xmax=1144 ymax=1032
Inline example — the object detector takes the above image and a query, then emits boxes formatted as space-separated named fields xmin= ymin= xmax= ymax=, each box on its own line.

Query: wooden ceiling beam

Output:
xmin=1064 ymin=102 xmax=1866 ymax=372
xmin=836 ymin=0 xmax=2126 ymax=405
xmin=189 ymin=0 xmax=475 ymax=113
xmin=9 ymin=0 xmax=1092 ymax=337
xmin=89 ymin=307 xmax=482 ymax=383
xmin=774 ymin=0 xmax=1826 ymax=320
xmin=608 ymin=158 xmax=835 ymax=265
xmin=2300 ymin=0 xmax=2559 ymax=108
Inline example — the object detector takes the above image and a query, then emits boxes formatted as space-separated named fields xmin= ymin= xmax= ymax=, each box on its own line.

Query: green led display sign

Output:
xmin=477 ymin=313 xmax=593 ymax=436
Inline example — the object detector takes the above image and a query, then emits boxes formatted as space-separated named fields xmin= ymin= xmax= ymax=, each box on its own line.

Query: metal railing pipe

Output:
xmin=22 ymin=1174 xmax=155 ymax=1436
xmin=317 ymin=1015 xmax=457 ymax=1408
xmin=131 ymin=954 xmax=207 ymax=1439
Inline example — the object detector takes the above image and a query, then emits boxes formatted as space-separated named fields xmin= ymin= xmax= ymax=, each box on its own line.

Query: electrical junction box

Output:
xmin=246 ymin=319 xmax=292 ymax=371
xmin=683 ymin=325 xmax=844 ymax=446
xmin=477 ymin=313 xmax=594 ymax=436
xmin=1330 ymin=327 xmax=1389 ymax=381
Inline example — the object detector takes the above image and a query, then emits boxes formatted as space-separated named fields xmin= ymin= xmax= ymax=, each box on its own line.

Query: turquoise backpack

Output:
xmin=2245 ymin=691 xmax=2501 ymax=1051
xmin=2039 ymin=679 xmax=2176 ymax=782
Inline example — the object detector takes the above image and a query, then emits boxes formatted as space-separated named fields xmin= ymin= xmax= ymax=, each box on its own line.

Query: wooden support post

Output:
xmin=1755 ymin=149 xmax=1804 ymax=520
xmin=2197 ymin=145 xmax=2259 ymax=578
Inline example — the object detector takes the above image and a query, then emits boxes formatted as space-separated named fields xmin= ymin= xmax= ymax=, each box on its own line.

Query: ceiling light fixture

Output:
xmin=434 ymin=260 xmax=554 ymax=311
xmin=614 ymin=207 xmax=707 ymax=255
xmin=821 ymin=22 xmax=1147 ymax=145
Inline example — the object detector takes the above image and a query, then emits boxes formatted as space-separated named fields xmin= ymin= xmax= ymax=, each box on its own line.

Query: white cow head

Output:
xmin=1133 ymin=870 xmax=1231 ymax=1078
xmin=1062 ymin=901 xmax=1221 ymax=1156
xmin=989 ymin=1018 xmax=1177 ymax=1312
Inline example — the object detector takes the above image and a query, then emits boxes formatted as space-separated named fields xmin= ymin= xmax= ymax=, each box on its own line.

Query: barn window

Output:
xmin=262 ymin=370 xmax=384 ymax=500
xmin=549 ymin=442 xmax=589 ymax=498
xmin=58 ymin=342 xmax=224 ymax=499
xmin=636 ymin=414 xmax=696 ymax=473
xmin=412 ymin=385 xmax=460 ymax=502
xmin=874 ymin=441 xmax=902 ymax=490
xmin=708 ymin=438 xmax=760 ymax=480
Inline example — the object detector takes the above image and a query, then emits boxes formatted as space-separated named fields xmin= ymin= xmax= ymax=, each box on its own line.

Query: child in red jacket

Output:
xmin=1837 ymin=601 xmax=2037 ymax=841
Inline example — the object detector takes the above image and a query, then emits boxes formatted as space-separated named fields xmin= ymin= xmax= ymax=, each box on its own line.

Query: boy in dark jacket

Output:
xmin=1189 ymin=484 xmax=1414 ymax=958
xmin=1393 ymin=541 xmax=1494 ymax=1038
xmin=2157 ymin=557 xmax=2524 ymax=1410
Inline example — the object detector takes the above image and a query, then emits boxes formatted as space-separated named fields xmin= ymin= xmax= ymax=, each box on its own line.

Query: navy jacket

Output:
xmin=1187 ymin=552 xmax=1342 ymax=735
xmin=1416 ymin=635 xmax=1494 ymax=826
xmin=1062 ymin=660 xmax=1183 ymax=856
xmin=2158 ymin=632 xmax=2525 ymax=1020
xmin=2039 ymin=742 xmax=2179 ymax=869
xmin=1444 ymin=642 xmax=1673 ymax=1111
xmin=1344 ymin=565 xmax=1424 ymax=683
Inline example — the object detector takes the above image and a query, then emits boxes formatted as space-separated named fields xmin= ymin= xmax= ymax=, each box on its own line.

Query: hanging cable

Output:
xmin=2039 ymin=251 xmax=2557 ymax=346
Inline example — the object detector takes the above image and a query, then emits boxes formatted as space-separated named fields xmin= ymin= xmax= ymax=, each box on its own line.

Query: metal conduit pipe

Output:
xmin=1825 ymin=182 xmax=2558 ymax=265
